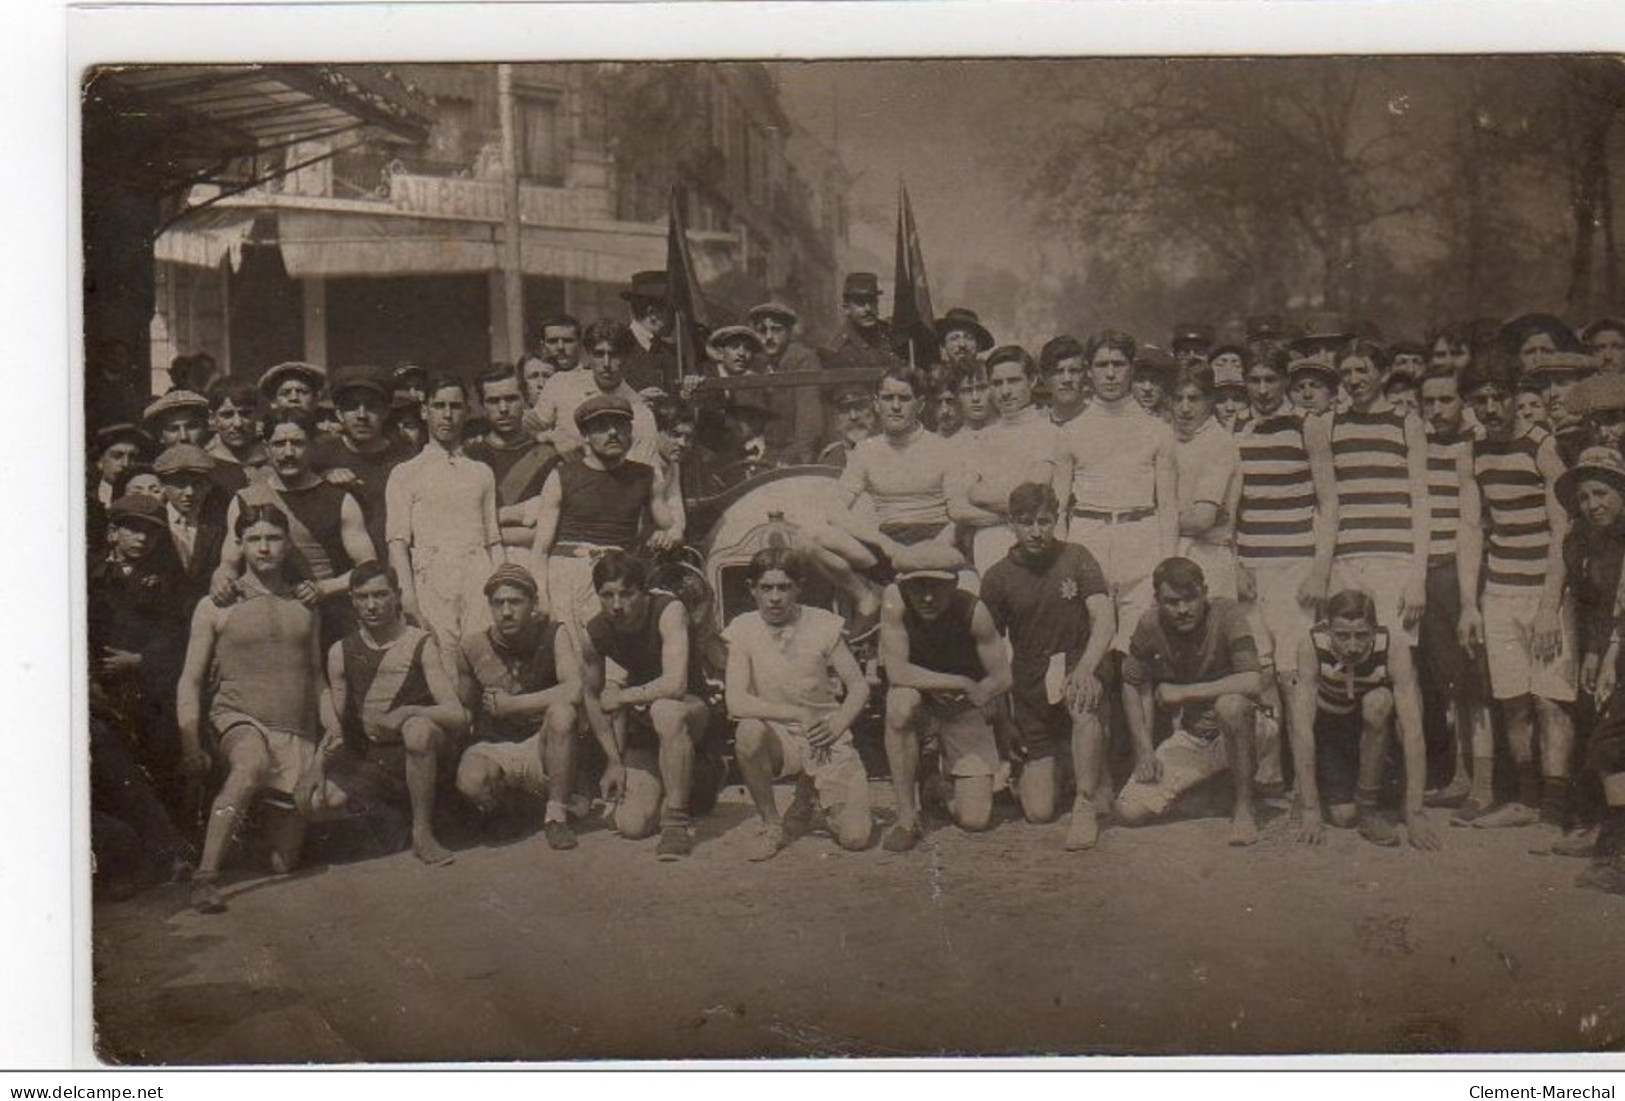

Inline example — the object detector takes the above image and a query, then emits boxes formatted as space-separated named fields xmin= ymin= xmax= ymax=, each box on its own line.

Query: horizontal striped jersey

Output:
xmin=1425 ymin=432 xmax=1472 ymax=564
xmin=1236 ymin=412 xmax=1316 ymax=565
xmin=1332 ymin=407 xmax=1414 ymax=560
xmin=1473 ymin=426 xmax=1553 ymax=592
xmin=1311 ymin=623 xmax=1391 ymax=717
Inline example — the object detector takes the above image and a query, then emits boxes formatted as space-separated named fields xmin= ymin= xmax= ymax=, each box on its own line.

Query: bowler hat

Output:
xmin=842 ymin=273 xmax=883 ymax=300
xmin=1291 ymin=313 xmax=1353 ymax=350
xmin=936 ymin=307 xmax=994 ymax=352
xmin=620 ymin=270 xmax=670 ymax=304
xmin=1171 ymin=322 xmax=1215 ymax=350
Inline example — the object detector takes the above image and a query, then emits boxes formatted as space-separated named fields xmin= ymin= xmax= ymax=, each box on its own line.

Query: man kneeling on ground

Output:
xmin=726 ymin=547 xmax=873 ymax=860
xmin=452 ymin=563 xmax=581 ymax=851
xmin=878 ymin=543 xmax=1013 ymax=850
xmin=1288 ymin=588 xmax=1442 ymax=850
xmin=1117 ymin=557 xmax=1264 ymax=846
xmin=301 ymin=561 xmax=465 ymax=866
xmin=581 ymin=550 xmax=712 ymax=859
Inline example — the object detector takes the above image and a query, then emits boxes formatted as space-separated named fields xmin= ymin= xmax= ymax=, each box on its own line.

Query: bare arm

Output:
xmin=878 ymin=585 xmax=977 ymax=694
xmin=1051 ymin=438 xmax=1076 ymax=538
xmin=210 ymin=495 xmax=245 ymax=597
xmin=1456 ymin=446 xmax=1485 ymax=647
xmin=621 ymin=601 xmax=691 ymax=705
xmin=1157 ymin=669 xmax=1263 ymax=709
xmin=493 ymin=628 xmax=583 ymax=721
xmin=824 ymin=638 xmax=872 ymax=738
xmin=384 ymin=637 xmax=470 ymax=733
xmin=1154 ymin=429 xmax=1179 ymax=559
xmin=1070 ymin=592 xmax=1116 ymax=687
xmin=947 ymin=451 xmax=1001 ymax=526
xmin=318 ymin=493 xmax=377 ymax=599
xmin=175 ymin=599 xmax=221 ymax=758
xmin=530 ymin=469 xmax=564 ymax=560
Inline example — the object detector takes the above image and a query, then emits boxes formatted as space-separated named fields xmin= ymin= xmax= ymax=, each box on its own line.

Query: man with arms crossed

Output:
xmin=980 ymin=483 xmax=1116 ymax=849
xmin=727 ymin=548 xmax=873 ymax=860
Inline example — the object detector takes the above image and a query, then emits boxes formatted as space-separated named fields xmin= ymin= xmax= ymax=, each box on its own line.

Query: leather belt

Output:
xmin=1071 ymin=506 xmax=1156 ymax=525
xmin=549 ymin=541 xmax=615 ymax=559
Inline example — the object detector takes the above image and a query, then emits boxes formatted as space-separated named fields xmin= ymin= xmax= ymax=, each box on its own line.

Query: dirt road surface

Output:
xmin=93 ymin=784 xmax=1625 ymax=1063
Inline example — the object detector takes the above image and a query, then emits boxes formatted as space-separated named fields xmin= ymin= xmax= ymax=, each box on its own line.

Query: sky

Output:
xmin=770 ymin=61 xmax=1039 ymax=313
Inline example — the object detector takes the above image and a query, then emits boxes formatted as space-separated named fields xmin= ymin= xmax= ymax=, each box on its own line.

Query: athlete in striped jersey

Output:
xmin=1417 ymin=365 xmax=1493 ymax=814
xmin=1329 ymin=341 xmax=1430 ymax=646
xmin=1288 ymin=589 xmax=1439 ymax=850
xmin=1461 ymin=355 xmax=1578 ymax=830
xmin=1234 ymin=345 xmax=1338 ymax=798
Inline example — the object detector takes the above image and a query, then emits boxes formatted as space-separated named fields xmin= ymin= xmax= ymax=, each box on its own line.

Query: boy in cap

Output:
xmin=1209 ymin=345 xmax=1251 ymax=432
xmin=259 ymin=361 xmax=326 ymax=414
xmin=532 ymin=318 xmax=658 ymax=464
xmin=453 ymin=562 xmax=581 ymax=851
xmin=1288 ymin=358 xmax=1338 ymax=417
xmin=88 ymin=424 xmax=152 ymax=554
xmin=1459 ymin=355 xmax=1578 ymax=829
xmin=727 ymin=547 xmax=874 ymax=860
xmin=390 ymin=363 xmax=429 ymax=450
xmin=979 ymin=483 xmax=1115 ymax=849
xmin=384 ymin=373 xmax=506 ymax=670
xmin=302 ymin=561 xmax=464 ymax=866
xmin=879 ymin=542 xmax=1013 ymax=849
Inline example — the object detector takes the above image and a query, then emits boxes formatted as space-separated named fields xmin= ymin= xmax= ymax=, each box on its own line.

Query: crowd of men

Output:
xmin=85 ymin=265 xmax=1625 ymax=913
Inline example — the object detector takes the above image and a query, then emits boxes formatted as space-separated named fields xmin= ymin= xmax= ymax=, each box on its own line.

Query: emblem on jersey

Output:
xmin=1059 ymin=578 xmax=1078 ymax=601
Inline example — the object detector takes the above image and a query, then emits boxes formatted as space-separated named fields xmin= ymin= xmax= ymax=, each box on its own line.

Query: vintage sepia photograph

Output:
xmin=75 ymin=31 xmax=1625 ymax=1064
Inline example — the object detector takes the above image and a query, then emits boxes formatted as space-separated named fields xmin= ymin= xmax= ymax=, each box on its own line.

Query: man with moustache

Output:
xmin=749 ymin=300 xmax=824 ymax=465
xmin=1039 ymin=335 xmax=1090 ymax=428
xmin=532 ymin=319 xmax=658 ymax=464
xmin=821 ymin=273 xmax=901 ymax=372
xmin=203 ymin=382 xmax=271 ymax=495
xmin=620 ymin=271 xmax=678 ymax=392
xmin=936 ymin=307 xmax=995 ymax=378
xmin=536 ymin=313 xmax=583 ymax=375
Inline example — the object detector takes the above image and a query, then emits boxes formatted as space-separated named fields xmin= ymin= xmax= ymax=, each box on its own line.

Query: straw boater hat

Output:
xmin=1557 ymin=446 xmax=1625 ymax=513
xmin=142 ymin=389 xmax=209 ymax=427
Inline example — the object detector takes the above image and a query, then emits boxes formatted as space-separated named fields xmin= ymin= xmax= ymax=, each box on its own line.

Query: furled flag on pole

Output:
xmin=666 ymin=184 xmax=710 ymax=383
xmin=891 ymin=180 xmax=937 ymax=367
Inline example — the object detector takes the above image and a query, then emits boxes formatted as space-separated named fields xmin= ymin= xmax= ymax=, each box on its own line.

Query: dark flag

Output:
xmin=891 ymin=181 xmax=937 ymax=367
xmin=667 ymin=184 xmax=710 ymax=379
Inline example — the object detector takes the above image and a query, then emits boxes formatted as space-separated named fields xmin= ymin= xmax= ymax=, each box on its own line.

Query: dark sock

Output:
xmin=1541 ymin=776 xmax=1570 ymax=826
xmin=1470 ymin=755 xmax=1495 ymax=805
xmin=1598 ymin=807 xmax=1625 ymax=860
xmin=1355 ymin=785 xmax=1382 ymax=813
xmin=1517 ymin=761 xmax=1542 ymax=809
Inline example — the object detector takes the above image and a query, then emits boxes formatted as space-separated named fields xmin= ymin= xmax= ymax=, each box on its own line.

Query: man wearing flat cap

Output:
xmin=620 ymin=270 xmax=678 ymax=392
xmin=154 ymin=443 xmax=229 ymax=608
xmin=879 ymin=542 xmax=1012 ymax=850
xmin=820 ymin=272 xmax=902 ymax=373
xmin=815 ymin=383 xmax=878 ymax=469
xmin=532 ymin=318 xmax=658 ymax=465
xmin=259 ymin=361 xmax=327 ymax=415
xmin=750 ymin=300 xmax=824 ymax=465
xmin=143 ymin=390 xmax=212 ymax=450
xmin=1171 ymin=321 xmax=1215 ymax=366
xmin=690 ymin=324 xmax=775 ymax=463
xmin=309 ymin=365 xmax=419 ymax=558
xmin=88 ymin=424 xmax=152 ymax=556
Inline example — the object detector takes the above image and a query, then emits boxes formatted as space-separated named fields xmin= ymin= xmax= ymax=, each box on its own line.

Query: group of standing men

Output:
xmin=84 ymin=262 xmax=1625 ymax=909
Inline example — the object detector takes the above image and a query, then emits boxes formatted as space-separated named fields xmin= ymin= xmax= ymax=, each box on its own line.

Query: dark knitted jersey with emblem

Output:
xmin=980 ymin=541 xmax=1109 ymax=699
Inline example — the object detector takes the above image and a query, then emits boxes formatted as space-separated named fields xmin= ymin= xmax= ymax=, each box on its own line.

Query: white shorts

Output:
xmin=763 ymin=722 xmax=871 ymax=813
xmin=214 ymin=716 xmax=317 ymax=797
xmin=1239 ymin=558 xmax=1315 ymax=669
xmin=545 ymin=552 xmax=606 ymax=637
xmin=1332 ymin=556 xmax=1417 ymax=646
xmin=1482 ymin=588 xmax=1578 ymax=703
xmin=1066 ymin=513 xmax=1163 ymax=653
xmin=918 ymin=697 xmax=999 ymax=779
xmin=459 ymin=736 xmax=548 ymax=796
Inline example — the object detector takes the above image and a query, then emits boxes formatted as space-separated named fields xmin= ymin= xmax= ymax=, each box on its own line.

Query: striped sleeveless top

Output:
xmin=1236 ymin=412 xmax=1316 ymax=565
xmin=1473 ymin=426 xmax=1552 ymax=592
xmin=341 ymin=626 xmax=432 ymax=747
xmin=1311 ymin=624 xmax=1391 ymax=716
xmin=1332 ymin=408 xmax=1413 ymax=559
xmin=1425 ymin=434 xmax=1469 ymax=565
